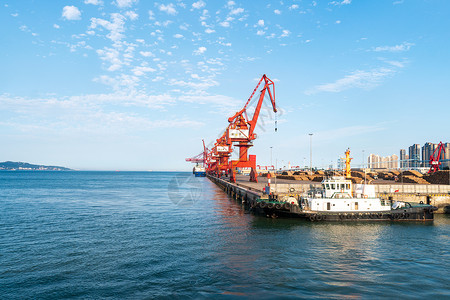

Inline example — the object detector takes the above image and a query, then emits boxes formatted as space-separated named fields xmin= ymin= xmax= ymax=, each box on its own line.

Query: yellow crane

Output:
xmin=343 ymin=148 xmax=353 ymax=179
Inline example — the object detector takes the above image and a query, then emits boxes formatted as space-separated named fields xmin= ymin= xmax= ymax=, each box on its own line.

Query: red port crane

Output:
xmin=185 ymin=139 xmax=208 ymax=166
xmin=428 ymin=141 xmax=446 ymax=173
xmin=226 ymin=74 xmax=277 ymax=183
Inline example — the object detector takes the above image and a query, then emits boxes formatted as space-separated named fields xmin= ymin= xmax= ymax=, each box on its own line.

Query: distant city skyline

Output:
xmin=366 ymin=141 xmax=450 ymax=170
xmin=1 ymin=1 xmax=450 ymax=170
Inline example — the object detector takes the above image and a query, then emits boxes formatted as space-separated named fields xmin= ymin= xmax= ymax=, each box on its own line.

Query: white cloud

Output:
xmin=159 ymin=3 xmax=177 ymax=15
xmin=84 ymin=0 xmax=103 ymax=5
xmin=170 ymin=79 xmax=218 ymax=91
xmin=274 ymin=9 xmax=281 ymax=15
xmin=257 ymin=30 xmax=265 ymax=36
xmin=306 ymin=67 xmax=397 ymax=94
xmin=336 ymin=20 xmax=341 ymax=24
xmin=205 ymin=28 xmax=215 ymax=34
xmin=385 ymin=60 xmax=405 ymax=68
xmin=0 ymin=93 xmax=208 ymax=138
xmin=257 ymin=19 xmax=264 ymax=26
xmin=132 ymin=66 xmax=157 ymax=76
xmin=230 ymin=7 xmax=244 ymax=15
xmin=193 ymin=46 xmax=207 ymax=55
xmin=280 ymin=29 xmax=290 ymax=37
xmin=53 ymin=24 xmax=60 ymax=29
xmin=373 ymin=42 xmax=414 ymax=52
xmin=330 ymin=0 xmax=351 ymax=5
xmin=192 ymin=0 xmax=205 ymax=9
xmin=289 ymin=4 xmax=299 ymax=10
xmin=227 ymin=1 xmax=235 ymax=7
xmin=125 ymin=11 xmax=138 ymax=20
xmin=114 ymin=0 xmax=137 ymax=8
xmin=148 ymin=10 xmax=155 ymax=20
xmin=140 ymin=51 xmax=154 ymax=57
xmin=62 ymin=6 xmax=81 ymax=21
xmin=94 ymin=74 xmax=140 ymax=91
xmin=90 ymin=13 xmax=126 ymax=42
xmin=96 ymin=47 xmax=123 ymax=71
xmin=174 ymin=33 xmax=184 ymax=38
xmin=220 ymin=21 xmax=230 ymax=27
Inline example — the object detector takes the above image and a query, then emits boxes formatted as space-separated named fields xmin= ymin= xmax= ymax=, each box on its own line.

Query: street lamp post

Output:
xmin=362 ymin=150 xmax=365 ymax=169
xmin=309 ymin=133 xmax=313 ymax=174
xmin=270 ymin=146 xmax=273 ymax=169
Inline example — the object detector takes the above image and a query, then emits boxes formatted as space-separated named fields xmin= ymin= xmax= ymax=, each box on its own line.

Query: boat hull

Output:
xmin=250 ymin=201 xmax=436 ymax=221
xmin=194 ymin=171 xmax=206 ymax=177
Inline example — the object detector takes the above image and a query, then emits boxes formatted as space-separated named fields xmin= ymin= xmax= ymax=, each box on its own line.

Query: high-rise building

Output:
xmin=409 ymin=144 xmax=420 ymax=168
xmin=422 ymin=142 xmax=438 ymax=167
xmin=442 ymin=142 xmax=450 ymax=169
xmin=368 ymin=154 xmax=380 ymax=168
xmin=390 ymin=154 xmax=399 ymax=169
xmin=368 ymin=154 xmax=398 ymax=169
xmin=400 ymin=149 xmax=406 ymax=168
xmin=337 ymin=158 xmax=345 ymax=170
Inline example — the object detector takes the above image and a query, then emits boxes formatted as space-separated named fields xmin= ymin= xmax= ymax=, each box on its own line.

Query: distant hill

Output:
xmin=0 ymin=161 xmax=72 ymax=171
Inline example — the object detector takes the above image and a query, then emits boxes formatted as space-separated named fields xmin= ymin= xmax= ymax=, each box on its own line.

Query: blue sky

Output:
xmin=1 ymin=0 xmax=449 ymax=170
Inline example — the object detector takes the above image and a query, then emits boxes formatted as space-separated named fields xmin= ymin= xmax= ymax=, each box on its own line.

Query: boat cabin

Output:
xmin=303 ymin=177 xmax=391 ymax=212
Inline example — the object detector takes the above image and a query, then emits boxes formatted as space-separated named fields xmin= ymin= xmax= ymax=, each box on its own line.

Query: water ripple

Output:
xmin=0 ymin=171 xmax=449 ymax=298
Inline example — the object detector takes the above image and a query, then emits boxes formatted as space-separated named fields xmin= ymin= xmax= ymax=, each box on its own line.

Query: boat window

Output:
xmin=322 ymin=184 xmax=325 ymax=189
xmin=331 ymin=184 xmax=335 ymax=189
xmin=327 ymin=202 xmax=331 ymax=210
xmin=326 ymin=184 xmax=330 ymax=190
xmin=340 ymin=184 xmax=345 ymax=190
xmin=346 ymin=184 xmax=350 ymax=190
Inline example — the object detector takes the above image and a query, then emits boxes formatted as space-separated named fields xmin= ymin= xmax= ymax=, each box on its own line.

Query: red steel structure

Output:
xmin=226 ymin=74 xmax=277 ymax=183
xmin=186 ymin=74 xmax=277 ymax=182
xmin=185 ymin=139 xmax=208 ymax=166
xmin=428 ymin=141 xmax=446 ymax=173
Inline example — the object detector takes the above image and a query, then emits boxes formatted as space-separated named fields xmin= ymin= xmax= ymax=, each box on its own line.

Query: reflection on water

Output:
xmin=0 ymin=171 xmax=448 ymax=299
xmin=208 ymin=178 xmax=449 ymax=298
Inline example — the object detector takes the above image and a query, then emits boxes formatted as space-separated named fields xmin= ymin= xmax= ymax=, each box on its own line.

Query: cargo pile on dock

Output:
xmin=263 ymin=169 xmax=450 ymax=185
xmin=424 ymin=170 xmax=450 ymax=184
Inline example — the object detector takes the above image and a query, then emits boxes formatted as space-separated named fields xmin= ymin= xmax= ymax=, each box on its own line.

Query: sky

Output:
xmin=1 ymin=0 xmax=449 ymax=171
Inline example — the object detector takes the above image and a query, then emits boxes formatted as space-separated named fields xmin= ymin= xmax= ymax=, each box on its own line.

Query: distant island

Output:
xmin=0 ymin=161 xmax=72 ymax=171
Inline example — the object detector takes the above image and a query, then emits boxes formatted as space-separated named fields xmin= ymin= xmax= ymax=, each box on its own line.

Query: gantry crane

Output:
xmin=185 ymin=139 xmax=208 ymax=167
xmin=226 ymin=74 xmax=277 ymax=183
xmin=428 ymin=141 xmax=446 ymax=173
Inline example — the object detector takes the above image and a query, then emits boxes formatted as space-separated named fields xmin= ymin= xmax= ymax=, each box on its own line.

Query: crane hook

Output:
xmin=275 ymin=114 xmax=278 ymax=132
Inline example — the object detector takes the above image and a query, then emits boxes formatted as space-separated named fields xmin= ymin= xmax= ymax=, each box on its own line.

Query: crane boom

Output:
xmin=226 ymin=74 xmax=277 ymax=183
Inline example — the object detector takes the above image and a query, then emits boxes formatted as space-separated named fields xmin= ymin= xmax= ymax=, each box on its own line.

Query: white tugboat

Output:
xmin=297 ymin=176 xmax=435 ymax=221
xmin=303 ymin=176 xmax=390 ymax=214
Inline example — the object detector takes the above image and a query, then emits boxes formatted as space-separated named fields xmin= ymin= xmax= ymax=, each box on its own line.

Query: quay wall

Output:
xmin=208 ymin=175 xmax=262 ymax=204
xmin=264 ymin=182 xmax=450 ymax=213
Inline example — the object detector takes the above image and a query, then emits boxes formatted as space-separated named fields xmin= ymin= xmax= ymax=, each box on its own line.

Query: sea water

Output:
xmin=0 ymin=171 xmax=449 ymax=298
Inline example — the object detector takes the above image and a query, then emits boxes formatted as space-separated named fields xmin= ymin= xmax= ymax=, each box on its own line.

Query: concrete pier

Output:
xmin=208 ymin=174 xmax=450 ymax=213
